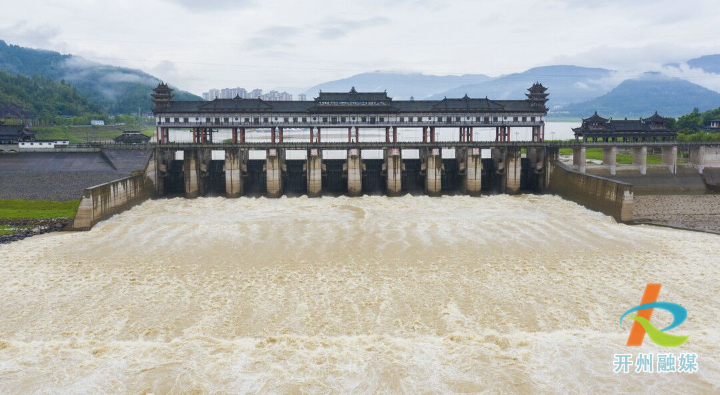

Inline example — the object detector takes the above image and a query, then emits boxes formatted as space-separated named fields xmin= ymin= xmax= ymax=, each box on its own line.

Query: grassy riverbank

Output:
xmin=32 ymin=125 xmax=154 ymax=144
xmin=559 ymin=148 xmax=663 ymax=164
xmin=0 ymin=199 xmax=79 ymax=219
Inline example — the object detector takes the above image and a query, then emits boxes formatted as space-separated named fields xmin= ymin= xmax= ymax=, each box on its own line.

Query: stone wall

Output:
xmin=549 ymin=162 xmax=634 ymax=223
xmin=71 ymin=151 xmax=158 ymax=230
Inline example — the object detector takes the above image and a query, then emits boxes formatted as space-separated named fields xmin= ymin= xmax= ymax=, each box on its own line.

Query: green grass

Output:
xmin=0 ymin=199 xmax=79 ymax=219
xmin=559 ymin=148 xmax=662 ymax=164
xmin=32 ymin=125 xmax=154 ymax=144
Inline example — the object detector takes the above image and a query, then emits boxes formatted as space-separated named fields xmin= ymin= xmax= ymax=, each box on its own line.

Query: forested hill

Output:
xmin=0 ymin=69 xmax=97 ymax=119
xmin=0 ymin=40 xmax=201 ymax=114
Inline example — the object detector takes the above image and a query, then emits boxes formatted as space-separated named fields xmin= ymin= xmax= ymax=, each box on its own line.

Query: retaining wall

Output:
xmin=549 ymin=162 xmax=634 ymax=223
xmin=71 ymin=151 xmax=158 ymax=230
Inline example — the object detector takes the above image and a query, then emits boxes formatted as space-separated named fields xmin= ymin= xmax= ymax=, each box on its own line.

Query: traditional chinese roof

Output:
xmin=573 ymin=112 xmax=676 ymax=137
xmin=315 ymin=87 xmax=391 ymax=103
xmin=0 ymin=124 xmax=36 ymax=141
xmin=644 ymin=111 xmax=668 ymax=123
xmin=156 ymin=84 xmax=549 ymax=115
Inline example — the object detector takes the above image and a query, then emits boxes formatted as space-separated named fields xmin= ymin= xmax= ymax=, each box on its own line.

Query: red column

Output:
xmin=385 ymin=127 xmax=390 ymax=143
xmin=392 ymin=126 xmax=398 ymax=143
xmin=240 ymin=128 xmax=246 ymax=143
xmin=506 ymin=127 xmax=511 ymax=142
xmin=348 ymin=127 xmax=352 ymax=142
xmin=232 ymin=128 xmax=238 ymax=144
xmin=541 ymin=124 xmax=545 ymax=142
xmin=309 ymin=127 xmax=313 ymax=142
xmin=192 ymin=128 xmax=197 ymax=144
xmin=355 ymin=127 xmax=359 ymax=142
xmin=317 ymin=127 xmax=321 ymax=143
xmin=279 ymin=127 xmax=283 ymax=143
xmin=469 ymin=127 xmax=473 ymax=142
xmin=422 ymin=127 xmax=428 ymax=143
xmin=430 ymin=127 xmax=436 ymax=143
xmin=271 ymin=127 xmax=276 ymax=144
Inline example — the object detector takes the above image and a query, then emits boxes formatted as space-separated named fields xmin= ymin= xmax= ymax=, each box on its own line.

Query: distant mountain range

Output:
xmin=561 ymin=73 xmax=720 ymax=118
xmin=428 ymin=65 xmax=616 ymax=108
xmin=0 ymin=40 xmax=201 ymax=115
xmin=304 ymin=72 xmax=492 ymax=100
xmin=2 ymin=38 xmax=720 ymax=119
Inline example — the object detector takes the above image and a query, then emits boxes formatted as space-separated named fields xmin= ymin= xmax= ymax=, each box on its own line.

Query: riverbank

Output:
xmin=0 ymin=199 xmax=78 ymax=244
xmin=633 ymin=194 xmax=720 ymax=233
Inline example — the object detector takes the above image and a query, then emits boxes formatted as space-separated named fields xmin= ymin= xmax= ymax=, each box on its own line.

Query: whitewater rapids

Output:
xmin=0 ymin=195 xmax=718 ymax=393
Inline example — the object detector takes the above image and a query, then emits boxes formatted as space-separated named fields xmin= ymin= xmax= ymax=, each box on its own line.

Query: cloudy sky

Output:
xmin=1 ymin=0 xmax=719 ymax=94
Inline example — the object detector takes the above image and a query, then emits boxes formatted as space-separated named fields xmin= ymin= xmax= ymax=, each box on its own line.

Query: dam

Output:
xmin=3 ymin=83 xmax=720 ymax=231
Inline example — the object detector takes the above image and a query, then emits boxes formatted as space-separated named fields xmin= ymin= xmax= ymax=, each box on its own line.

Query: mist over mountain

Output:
xmin=686 ymin=55 xmax=720 ymax=74
xmin=429 ymin=65 xmax=617 ymax=108
xmin=0 ymin=40 xmax=201 ymax=114
xmin=561 ymin=72 xmax=720 ymax=118
xmin=303 ymin=72 xmax=492 ymax=100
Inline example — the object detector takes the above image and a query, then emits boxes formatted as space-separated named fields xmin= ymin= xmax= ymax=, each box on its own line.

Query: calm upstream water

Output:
xmin=1 ymin=195 xmax=718 ymax=393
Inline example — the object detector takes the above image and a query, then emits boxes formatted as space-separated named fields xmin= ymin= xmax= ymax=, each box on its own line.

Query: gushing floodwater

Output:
xmin=0 ymin=195 xmax=718 ymax=393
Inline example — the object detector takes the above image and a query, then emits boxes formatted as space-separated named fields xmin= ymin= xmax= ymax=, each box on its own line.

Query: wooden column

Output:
xmin=240 ymin=127 xmax=245 ymax=143
xmin=317 ymin=127 xmax=321 ymax=143
xmin=422 ymin=127 xmax=428 ymax=143
xmin=232 ymin=127 xmax=238 ymax=144
xmin=271 ymin=127 xmax=276 ymax=144
xmin=278 ymin=127 xmax=283 ymax=143
xmin=355 ymin=127 xmax=359 ymax=142
xmin=430 ymin=127 xmax=436 ymax=143
xmin=385 ymin=127 xmax=390 ymax=143
xmin=348 ymin=127 xmax=352 ymax=142
xmin=392 ymin=126 xmax=398 ymax=143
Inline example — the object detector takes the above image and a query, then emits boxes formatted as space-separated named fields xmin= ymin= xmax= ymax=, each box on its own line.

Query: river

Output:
xmin=0 ymin=195 xmax=718 ymax=393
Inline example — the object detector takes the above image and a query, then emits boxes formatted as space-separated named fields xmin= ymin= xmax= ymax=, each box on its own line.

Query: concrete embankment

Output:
xmin=549 ymin=162 xmax=634 ymax=223
xmin=71 ymin=151 xmax=159 ymax=230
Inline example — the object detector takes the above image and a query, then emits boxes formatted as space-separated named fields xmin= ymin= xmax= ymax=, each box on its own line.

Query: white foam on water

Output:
xmin=0 ymin=195 xmax=718 ymax=393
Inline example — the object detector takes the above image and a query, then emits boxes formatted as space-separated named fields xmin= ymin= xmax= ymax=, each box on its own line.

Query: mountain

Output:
xmin=0 ymin=69 xmax=96 ymax=118
xmin=561 ymin=73 xmax=720 ymax=118
xmin=686 ymin=55 xmax=720 ymax=74
xmin=430 ymin=65 xmax=616 ymax=108
xmin=0 ymin=40 xmax=201 ymax=114
xmin=303 ymin=72 xmax=492 ymax=100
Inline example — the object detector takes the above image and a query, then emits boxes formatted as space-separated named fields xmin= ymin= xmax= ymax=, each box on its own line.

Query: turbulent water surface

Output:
xmin=0 ymin=195 xmax=718 ymax=394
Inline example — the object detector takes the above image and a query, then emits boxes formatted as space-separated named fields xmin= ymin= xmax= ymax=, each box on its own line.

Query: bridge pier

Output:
xmin=632 ymin=146 xmax=647 ymax=175
xmin=345 ymin=148 xmax=364 ymax=196
xmin=603 ymin=147 xmax=617 ymax=175
xmin=183 ymin=149 xmax=210 ymax=198
xmin=689 ymin=146 xmax=706 ymax=173
xmin=573 ymin=147 xmax=586 ymax=173
xmin=661 ymin=146 xmax=677 ymax=174
xmin=527 ymin=147 xmax=546 ymax=192
xmin=305 ymin=148 xmax=324 ymax=197
xmin=544 ymin=147 xmax=559 ymax=190
xmin=225 ymin=148 xmax=247 ymax=197
xmin=505 ymin=147 xmax=522 ymax=194
xmin=422 ymin=147 xmax=443 ymax=196
xmin=384 ymin=147 xmax=403 ymax=196
xmin=460 ymin=147 xmax=482 ymax=196
xmin=265 ymin=148 xmax=285 ymax=198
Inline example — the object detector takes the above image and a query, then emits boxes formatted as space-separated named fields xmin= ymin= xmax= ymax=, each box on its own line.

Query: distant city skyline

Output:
xmin=1 ymin=0 xmax=720 ymax=95
xmin=202 ymin=87 xmax=300 ymax=101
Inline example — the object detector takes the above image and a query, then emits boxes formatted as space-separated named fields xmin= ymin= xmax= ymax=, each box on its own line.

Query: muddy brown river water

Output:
xmin=0 ymin=195 xmax=718 ymax=393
